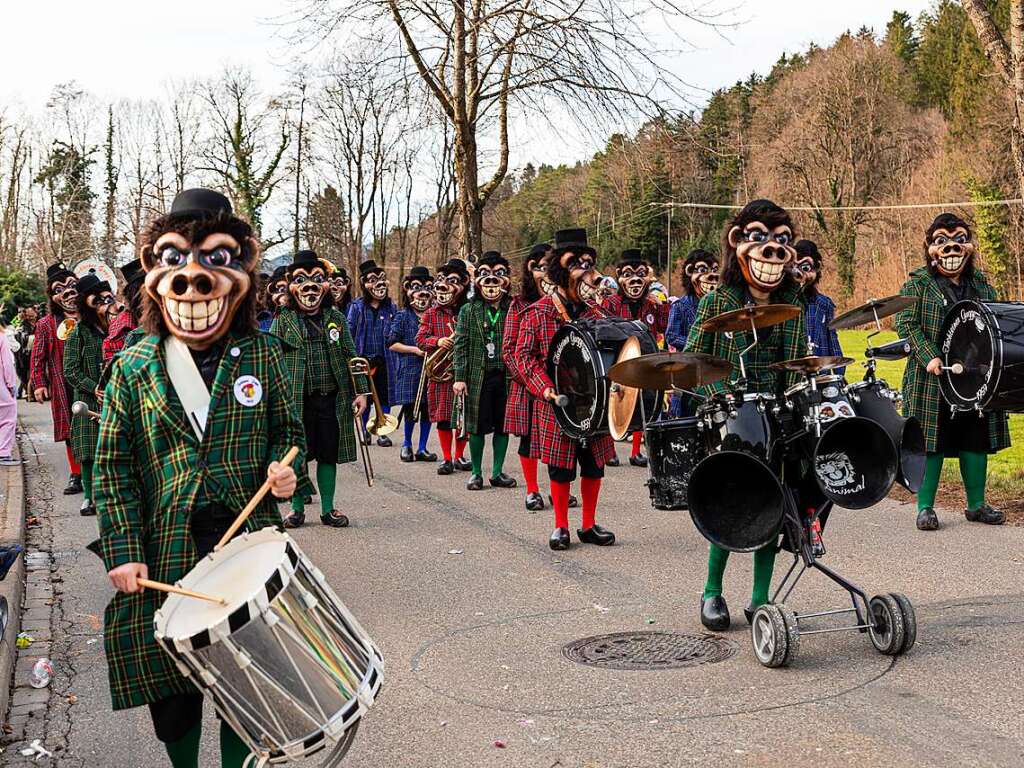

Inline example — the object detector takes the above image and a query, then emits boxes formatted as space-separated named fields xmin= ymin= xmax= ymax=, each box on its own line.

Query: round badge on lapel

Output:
xmin=233 ymin=375 xmax=263 ymax=407
xmin=646 ymin=313 xmax=655 ymax=325
xmin=328 ymin=323 xmax=341 ymax=343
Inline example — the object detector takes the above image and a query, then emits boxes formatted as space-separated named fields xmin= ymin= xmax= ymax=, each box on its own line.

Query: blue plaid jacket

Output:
xmin=386 ymin=308 xmax=424 ymax=406
xmin=803 ymin=291 xmax=844 ymax=373
xmin=348 ymin=297 xmax=399 ymax=405
xmin=666 ymin=294 xmax=699 ymax=351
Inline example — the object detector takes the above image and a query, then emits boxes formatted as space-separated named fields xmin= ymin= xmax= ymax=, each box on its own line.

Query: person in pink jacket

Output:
xmin=0 ymin=324 xmax=20 ymax=465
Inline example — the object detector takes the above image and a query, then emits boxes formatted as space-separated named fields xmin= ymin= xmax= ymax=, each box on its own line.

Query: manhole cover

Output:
xmin=562 ymin=631 xmax=737 ymax=670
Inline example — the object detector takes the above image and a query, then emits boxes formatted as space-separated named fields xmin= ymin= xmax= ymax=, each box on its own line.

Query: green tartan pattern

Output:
xmin=683 ymin=282 xmax=808 ymax=397
xmin=894 ymin=267 xmax=1010 ymax=453
xmin=452 ymin=299 xmax=508 ymax=434
xmin=63 ymin=322 xmax=104 ymax=463
xmin=94 ymin=331 xmax=305 ymax=710
xmin=304 ymin=323 xmax=335 ymax=393
xmin=122 ymin=326 xmax=148 ymax=349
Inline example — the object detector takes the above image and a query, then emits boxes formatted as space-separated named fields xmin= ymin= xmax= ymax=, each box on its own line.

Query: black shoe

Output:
xmin=525 ymin=492 xmax=545 ymax=512
xmin=489 ymin=472 xmax=517 ymax=488
xmin=550 ymin=493 xmax=580 ymax=508
xmin=916 ymin=507 xmax=939 ymax=531
xmin=64 ymin=474 xmax=82 ymax=495
xmin=467 ymin=474 xmax=484 ymax=490
xmin=400 ymin=446 xmax=414 ymax=462
xmin=577 ymin=524 xmax=615 ymax=546
xmin=454 ymin=457 xmax=472 ymax=472
xmin=79 ymin=501 xmax=96 ymax=517
xmin=549 ymin=528 xmax=570 ymax=550
xmin=376 ymin=435 xmax=392 ymax=448
xmin=321 ymin=510 xmax=350 ymax=528
xmin=605 ymin=456 xmax=620 ymax=467
xmin=437 ymin=460 xmax=454 ymax=476
xmin=284 ymin=511 xmax=305 ymax=529
xmin=700 ymin=596 xmax=730 ymax=631
xmin=744 ymin=602 xmax=757 ymax=625
xmin=629 ymin=453 xmax=649 ymax=468
xmin=965 ymin=504 xmax=1005 ymax=525
xmin=415 ymin=450 xmax=438 ymax=462
xmin=303 ymin=495 xmax=313 ymax=505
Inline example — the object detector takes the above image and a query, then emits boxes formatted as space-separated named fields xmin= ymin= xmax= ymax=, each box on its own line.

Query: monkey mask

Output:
xmin=550 ymin=228 xmax=601 ymax=305
xmin=141 ymin=188 xmax=259 ymax=349
xmin=433 ymin=260 xmax=469 ymax=308
xmin=682 ymin=250 xmax=719 ymax=298
xmin=475 ymin=251 xmax=510 ymax=304
xmin=330 ymin=269 xmax=350 ymax=306
xmin=402 ymin=265 xmax=434 ymax=311
xmin=926 ymin=214 xmax=974 ymax=279
xmin=46 ymin=264 xmax=79 ymax=317
xmin=288 ymin=250 xmax=328 ymax=315
xmin=616 ymin=250 xmax=652 ymax=301
xmin=76 ymin=273 xmax=123 ymax=333
xmin=727 ymin=215 xmax=795 ymax=293
xmin=268 ymin=266 xmax=289 ymax=309
xmin=359 ymin=259 xmax=389 ymax=302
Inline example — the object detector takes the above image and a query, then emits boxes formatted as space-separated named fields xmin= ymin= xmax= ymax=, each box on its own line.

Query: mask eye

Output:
xmin=311 ymin=274 xmax=326 ymax=284
xmin=204 ymin=246 xmax=235 ymax=268
xmin=743 ymin=229 xmax=768 ymax=243
xmin=159 ymin=246 xmax=186 ymax=267
xmin=934 ymin=235 xmax=948 ymax=246
xmin=954 ymin=234 xmax=968 ymax=244
xmin=773 ymin=232 xmax=791 ymax=246
xmin=292 ymin=274 xmax=308 ymax=286
xmin=494 ymin=267 xmax=508 ymax=279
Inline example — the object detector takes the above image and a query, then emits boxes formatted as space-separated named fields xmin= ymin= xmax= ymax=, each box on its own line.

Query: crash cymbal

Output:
xmin=608 ymin=337 xmax=641 ymax=440
xmin=700 ymin=304 xmax=801 ymax=333
xmin=768 ymin=355 xmax=855 ymax=375
xmin=829 ymin=295 xmax=918 ymax=330
xmin=608 ymin=351 xmax=731 ymax=391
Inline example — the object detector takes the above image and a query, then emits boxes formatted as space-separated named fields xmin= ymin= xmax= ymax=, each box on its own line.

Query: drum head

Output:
xmin=547 ymin=324 xmax=606 ymax=440
xmin=813 ymin=417 xmax=898 ymax=509
xmin=940 ymin=300 xmax=995 ymax=410
xmin=608 ymin=336 xmax=641 ymax=440
xmin=687 ymin=451 xmax=785 ymax=552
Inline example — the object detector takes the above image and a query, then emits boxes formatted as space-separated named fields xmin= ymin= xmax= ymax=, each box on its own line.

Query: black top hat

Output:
xmin=77 ymin=273 xmax=110 ymax=298
xmin=438 ymin=258 xmax=469 ymax=279
xmin=478 ymin=251 xmax=509 ymax=269
xmin=290 ymin=250 xmax=321 ymax=270
xmin=618 ymin=248 xmax=646 ymax=268
xmin=359 ymin=259 xmax=384 ymax=277
xmin=404 ymin=265 xmax=432 ymax=283
xmin=271 ymin=265 xmax=287 ymax=281
xmin=46 ymin=263 xmax=75 ymax=285
xmin=120 ymin=258 xmax=144 ymax=286
xmin=527 ymin=243 xmax=551 ymax=260
xmin=169 ymin=188 xmax=233 ymax=220
xmin=553 ymin=228 xmax=596 ymax=257
xmin=335 ymin=265 xmax=349 ymax=280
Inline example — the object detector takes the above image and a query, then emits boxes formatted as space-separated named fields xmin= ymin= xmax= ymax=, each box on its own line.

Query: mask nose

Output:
xmin=169 ymin=264 xmax=215 ymax=299
xmin=941 ymin=243 xmax=962 ymax=256
xmin=761 ymin=245 xmax=786 ymax=260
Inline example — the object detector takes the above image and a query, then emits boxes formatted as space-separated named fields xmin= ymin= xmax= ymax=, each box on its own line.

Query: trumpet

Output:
xmin=347 ymin=359 xmax=375 ymax=487
xmin=349 ymin=357 xmax=398 ymax=437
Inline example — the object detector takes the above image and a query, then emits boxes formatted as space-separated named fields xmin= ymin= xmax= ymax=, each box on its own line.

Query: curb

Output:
xmin=0 ymin=429 xmax=26 ymax=725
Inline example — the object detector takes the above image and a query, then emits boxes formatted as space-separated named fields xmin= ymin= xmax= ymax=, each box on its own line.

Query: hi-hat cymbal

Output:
xmin=700 ymin=304 xmax=801 ymax=333
xmin=768 ymin=355 xmax=855 ymax=375
xmin=608 ymin=352 xmax=731 ymax=391
xmin=829 ymin=295 xmax=918 ymax=330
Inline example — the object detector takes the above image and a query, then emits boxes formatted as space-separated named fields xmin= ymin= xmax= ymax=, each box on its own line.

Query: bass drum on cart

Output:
xmin=940 ymin=300 xmax=1024 ymax=412
xmin=645 ymin=417 xmax=703 ymax=510
xmin=848 ymin=379 xmax=925 ymax=492
xmin=547 ymin=317 xmax=663 ymax=441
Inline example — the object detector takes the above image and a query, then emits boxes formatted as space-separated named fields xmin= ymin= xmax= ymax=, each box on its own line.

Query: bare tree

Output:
xmin=161 ymin=80 xmax=203 ymax=196
xmin=0 ymin=115 xmax=30 ymax=265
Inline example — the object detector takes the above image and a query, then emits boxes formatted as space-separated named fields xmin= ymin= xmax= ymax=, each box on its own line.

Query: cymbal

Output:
xmin=829 ymin=295 xmax=918 ymax=330
xmin=608 ymin=352 xmax=732 ymax=391
xmin=768 ymin=355 xmax=855 ymax=375
xmin=608 ymin=337 xmax=642 ymax=440
xmin=700 ymin=304 xmax=801 ymax=333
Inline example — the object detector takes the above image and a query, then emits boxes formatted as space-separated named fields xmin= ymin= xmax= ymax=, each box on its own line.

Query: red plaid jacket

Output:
xmin=502 ymin=296 xmax=534 ymax=436
xmin=415 ymin=304 xmax=458 ymax=424
xmin=29 ymin=314 xmax=72 ymax=442
xmin=604 ymin=294 xmax=669 ymax=337
xmin=103 ymin=311 xmax=138 ymax=362
xmin=511 ymin=296 xmax=615 ymax=469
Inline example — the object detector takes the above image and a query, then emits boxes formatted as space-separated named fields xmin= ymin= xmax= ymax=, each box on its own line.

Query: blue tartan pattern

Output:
xmin=386 ymin=308 xmax=424 ymax=406
xmin=347 ymin=297 xmax=400 ymax=406
xmin=803 ymin=291 xmax=844 ymax=372
xmin=666 ymin=294 xmax=698 ymax=351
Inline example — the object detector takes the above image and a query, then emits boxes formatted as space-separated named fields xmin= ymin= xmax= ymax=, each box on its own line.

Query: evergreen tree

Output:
xmin=34 ymin=140 xmax=96 ymax=264
xmin=102 ymin=106 xmax=119 ymax=263
xmin=884 ymin=10 xmax=919 ymax=63
xmin=966 ymin=177 xmax=1013 ymax=297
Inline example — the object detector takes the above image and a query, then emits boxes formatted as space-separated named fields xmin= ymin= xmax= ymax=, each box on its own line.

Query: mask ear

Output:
xmin=727 ymin=226 xmax=742 ymax=249
xmin=684 ymin=264 xmax=695 ymax=277
xmin=140 ymin=243 xmax=158 ymax=272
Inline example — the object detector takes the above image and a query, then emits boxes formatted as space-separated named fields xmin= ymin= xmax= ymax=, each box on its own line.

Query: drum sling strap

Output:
xmin=163 ymin=336 xmax=210 ymax=442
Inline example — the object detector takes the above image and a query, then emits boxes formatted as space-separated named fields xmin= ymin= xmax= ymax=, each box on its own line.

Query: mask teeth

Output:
xmin=165 ymin=297 xmax=224 ymax=333
xmin=751 ymin=258 xmax=785 ymax=285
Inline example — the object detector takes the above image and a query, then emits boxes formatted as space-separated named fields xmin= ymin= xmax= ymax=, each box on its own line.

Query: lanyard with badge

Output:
xmin=484 ymin=306 xmax=501 ymax=359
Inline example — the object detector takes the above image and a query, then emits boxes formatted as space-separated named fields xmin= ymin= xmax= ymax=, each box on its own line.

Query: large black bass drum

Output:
xmin=940 ymin=300 xmax=1024 ymax=412
xmin=847 ymin=379 xmax=925 ymax=493
xmin=645 ymin=417 xmax=703 ymax=510
xmin=547 ymin=317 xmax=662 ymax=440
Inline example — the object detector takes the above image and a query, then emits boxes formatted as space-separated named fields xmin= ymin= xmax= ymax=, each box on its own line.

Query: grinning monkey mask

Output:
xmin=434 ymin=260 xmax=470 ymax=309
xmin=268 ymin=266 xmax=289 ymax=309
xmin=926 ymin=213 xmax=975 ymax=279
xmin=682 ymin=249 xmax=719 ymax=298
xmin=616 ymin=250 xmax=653 ymax=301
xmin=522 ymin=243 xmax=551 ymax=303
xmin=723 ymin=199 xmax=796 ymax=294
xmin=359 ymin=259 xmax=389 ymax=302
xmin=46 ymin=263 xmax=79 ymax=317
xmin=549 ymin=228 xmax=601 ymax=305
xmin=287 ymin=250 xmax=328 ymax=315
xmin=793 ymin=240 xmax=822 ymax=294
xmin=402 ymin=265 xmax=434 ymax=311
xmin=75 ymin=273 xmax=123 ymax=333
xmin=330 ymin=267 xmax=350 ymax=306
xmin=140 ymin=188 xmax=259 ymax=349
xmin=475 ymin=251 xmax=511 ymax=304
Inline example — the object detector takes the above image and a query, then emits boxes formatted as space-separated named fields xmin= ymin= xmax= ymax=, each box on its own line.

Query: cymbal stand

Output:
xmin=861 ymin=305 xmax=884 ymax=384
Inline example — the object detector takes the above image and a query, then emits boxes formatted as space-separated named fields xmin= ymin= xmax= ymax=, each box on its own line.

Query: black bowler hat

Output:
xmin=553 ymin=228 xmax=596 ymax=257
xmin=439 ymin=258 xmax=469 ymax=279
xmin=478 ymin=251 xmax=509 ymax=269
xmin=290 ymin=250 xmax=320 ymax=270
xmin=527 ymin=243 xmax=551 ymax=260
xmin=618 ymin=248 xmax=646 ymax=268
xmin=77 ymin=273 xmax=110 ymax=298
xmin=168 ymin=188 xmax=233 ymax=220
xmin=46 ymin=263 xmax=75 ymax=286
xmin=404 ymin=265 xmax=432 ymax=283
xmin=120 ymin=259 xmax=144 ymax=286
xmin=271 ymin=265 xmax=287 ymax=281
xmin=359 ymin=259 xmax=384 ymax=277
xmin=335 ymin=265 xmax=349 ymax=280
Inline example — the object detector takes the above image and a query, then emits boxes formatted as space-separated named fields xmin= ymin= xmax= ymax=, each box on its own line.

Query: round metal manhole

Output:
xmin=562 ymin=631 xmax=738 ymax=671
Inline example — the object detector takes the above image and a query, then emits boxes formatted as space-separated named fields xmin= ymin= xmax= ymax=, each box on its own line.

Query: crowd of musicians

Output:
xmin=22 ymin=188 xmax=1010 ymax=767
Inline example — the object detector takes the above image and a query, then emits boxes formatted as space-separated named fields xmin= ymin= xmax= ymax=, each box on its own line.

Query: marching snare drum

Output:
xmin=644 ymin=417 xmax=703 ymax=510
xmin=699 ymin=392 xmax=777 ymax=459
xmin=940 ymin=300 xmax=1024 ymax=412
xmin=154 ymin=528 xmax=384 ymax=766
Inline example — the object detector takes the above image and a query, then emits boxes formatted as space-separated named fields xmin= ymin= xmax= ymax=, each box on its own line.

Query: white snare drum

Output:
xmin=154 ymin=528 xmax=383 ymax=766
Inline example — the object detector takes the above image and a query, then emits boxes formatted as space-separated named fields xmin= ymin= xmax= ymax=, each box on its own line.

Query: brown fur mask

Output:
xmin=722 ymin=199 xmax=797 ymax=293
xmin=925 ymin=213 xmax=975 ymax=279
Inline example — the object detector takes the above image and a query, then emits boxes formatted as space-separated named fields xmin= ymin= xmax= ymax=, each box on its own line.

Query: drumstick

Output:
xmin=942 ymin=363 xmax=965 ymax=375
xmin=215 ymin=446 xmax=300 ymax=551
xmin=72 ymin=400 xmax=100 ymax=420
xmin=137 ymin=578 xmax=227 ymax=606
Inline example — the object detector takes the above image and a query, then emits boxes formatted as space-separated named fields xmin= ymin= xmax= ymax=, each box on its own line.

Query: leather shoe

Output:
xmin=454 ymin=457 xmax=473 ymax=471
xmin=64 ymin=474 xmax=83 ymax=495
xmin=629 ymin=453 xmax=649 ymax=468
xmin=467 ymin=474 xmax=484 ymax=490
xmin=965 ymin=504 xmax=1005 ymax=525
xmin=284 ymin=511 xmax=305 ymax=529
xmin=577 ymin=524 xmax=615 ymax=546
xmin=415 ymin=449 xmax=438 ymax=462
xmin=700 ymin=596 xmax=730 ymax=631
xmin=321 ymin=510 xmax=350 ymax=528
xmin=79 ymin=500 xmax=96 ymax=517
xmin=549 ymin=528 xmax=570 ymax=550
xmin=525 ymin=492 xmax=545 ymax=512
xmin=400 ymin=446 xmax=414 ymax=462
xmin=437 ymin=460 xmax=454 ymax=476
xmin=550 ymin=493 xmax=580 ymax=508
xmin=605 ymin=456 xmax=620 ymax=467
xmin=744 ymin=602 xmax=757 ymax=625
xmin=916 ymin=507 xmax=939 ymax=531
xmin=376 ymin=435 xmax=392 ymax=448
xmin=489 ymin=472 xmax=517 ymax=488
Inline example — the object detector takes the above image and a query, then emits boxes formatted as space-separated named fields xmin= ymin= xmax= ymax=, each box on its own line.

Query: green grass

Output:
xmin=837 ymin=329 xmax=1024 ymax=504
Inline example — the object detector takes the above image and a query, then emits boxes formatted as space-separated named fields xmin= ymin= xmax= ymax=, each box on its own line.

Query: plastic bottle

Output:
xmin=29 ymin=658 xmax=53 ymax=688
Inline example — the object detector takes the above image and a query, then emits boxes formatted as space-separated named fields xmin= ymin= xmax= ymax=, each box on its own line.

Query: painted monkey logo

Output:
xmin=816 ymin=452 xmax=858 ymax=493
xmin=240 ymin=381 xmax=257 ymax=400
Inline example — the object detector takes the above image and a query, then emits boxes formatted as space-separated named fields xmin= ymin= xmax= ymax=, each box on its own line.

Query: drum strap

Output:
xmin=550 ymin=294 xmax=572 ymax=323
xmin=163 ymin=336 xmax=211 ymax=441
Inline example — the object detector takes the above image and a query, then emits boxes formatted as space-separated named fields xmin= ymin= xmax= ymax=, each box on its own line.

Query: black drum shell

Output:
xmin=812 ymin=416 xmax=899 ymax=509
xmin=645 ymin=417 xmax=703 ymax=510
xmin=701 ymin=396 xmax=776 ymax=461
xmin=940 ymin=300 xmax=1024 ymax=412
xmin=849 ymin=380 xmax=926 ymax=493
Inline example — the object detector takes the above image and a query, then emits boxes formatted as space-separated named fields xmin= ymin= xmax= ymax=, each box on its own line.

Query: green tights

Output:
xmin=290 ymin=463 xmax=338 ymax=517
xmin=917 ymin=451 xmax=987 ymax=512
xmin=468 ymin=433 xmax=510 ymax=478
xmin=164 ymin=720 xmax=250 ymax=768
xmin=703 ymin=542 xmax=777 ymax=607
xmin=80 ymin=461 xmax=93 ymax=503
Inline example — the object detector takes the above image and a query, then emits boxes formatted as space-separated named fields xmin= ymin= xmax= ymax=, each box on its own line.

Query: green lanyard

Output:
xmin=485 ymin=306 xmax=502 ymax=358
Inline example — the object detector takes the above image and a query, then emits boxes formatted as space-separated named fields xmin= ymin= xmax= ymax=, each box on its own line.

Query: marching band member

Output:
xmin=667 ymin=249 xmax=719 ymax=415
xmin=94 ymin=189 xmax=303 ymax=768
xmin=267 ymin=265 xmax=290 ymax=314
xmin=331 ymin=265 xmax=352 ymax=317
xmin=103 ymin=259 xmax=145 ymax=361
xmin=388 ymin=265 xmax=436 ymax=462
xmin=272 ymin=249 xmax=369 ymax=529
xmin=30 ymin=263 xmax=82 ymax=495
xmin=684 ymin=200 xmax=807 ymax=631
xmin=417 ymin=259 xmax=472 ymax=474
xmin=895 ymin=213 xmax=1010 ymax=531
xmin=348 ymin=259 xmax=397 ymax=447
xmin=452 ymin=251 xmax=517 ymax=491
xmin=513 ymin=228 xmax=617 ymax=550
xmin=793 ymin=239 xmax=844 ymax=368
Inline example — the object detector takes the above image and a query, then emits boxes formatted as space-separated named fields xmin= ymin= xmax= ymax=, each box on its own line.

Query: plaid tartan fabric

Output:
xmin=453 ymin=298 xmax=509 ymax=434
xmin=666 ymin=294 xmax=698 ymax=351
xmin=29 ymin=314 xmax=72 ymax=442
xmin=94 ymin=330 xmax=305 ymax=710
xmin=102 ymin=311 xmax=137 ymax=362
xmin=894 ymin=267 xmax=1010 ymax=453
xmin=803 ymin=292 xmax=844 ymax=372
xmin=502 ymin=297 xmax=533 ymax=435
xmin=385 ymin=309 xmax=424 ymax=406
xmin=63 ymin=322 xmax=104 ymax=463
xmin=603 ymin=294 xmax=670 ymax=336
xmin=684 ymin=282 xmax=808 ymax=397
xmin=302 ymin=319 xmax=335 ymax=394
xmin=347 ymin=297 xmax=400 ymax=405
xmin=122 ymin=327 xmax=149 ymax=350
xmin=416 ymin=304 xmax=458 ymax=423
xmin=511 ymin=296 xmax=616 ymax=469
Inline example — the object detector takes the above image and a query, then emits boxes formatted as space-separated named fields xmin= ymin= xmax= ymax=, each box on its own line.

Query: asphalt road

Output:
xmin=14 ymin=400 xmax=1024 ymax=767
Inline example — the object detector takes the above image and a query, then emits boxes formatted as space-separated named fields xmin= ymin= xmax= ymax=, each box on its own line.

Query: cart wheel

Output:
xmin=889 ymin=592 xmax=916 ymax=654
xmin=868 ymin=594 xmax=906 ymax=655
xmin=777 ymin=603 xmax=801 ymax=664
xmin=751 ymin=604 xmax=795 ymax=668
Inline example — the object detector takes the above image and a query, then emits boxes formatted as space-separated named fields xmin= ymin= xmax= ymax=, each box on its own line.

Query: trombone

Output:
xmin=347 ymin=358 xmax=375 ymax=487
xmin=349 ymin=357 xmax=398 ymax=437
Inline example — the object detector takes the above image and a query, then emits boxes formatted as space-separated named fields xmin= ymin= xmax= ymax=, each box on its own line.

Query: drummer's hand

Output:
xmin=453 ymin=381 xmax=467 ymax=396
xmin=33 ymin=387 xmax=48 ymax=402
xmin=542 ymin=387 xmax=557 ymax=402
xmin=438 ymin=337 xmax=454 ymax=351
xmin=352 ymin=395 xmax=368 ymax=417
xmin=267 ymin=461 xmax=297 ymax=498
xmin=926 ymin=357 xmax=943 ymax=376
xmin=109 ymin=562 xmax=148 ymax=594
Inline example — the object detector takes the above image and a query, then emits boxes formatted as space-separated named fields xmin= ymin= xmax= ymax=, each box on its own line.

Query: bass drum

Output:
xmin=848 ymin=379 xmax=926 ymax=492
xmin=547 ymin=317 xmax=662 ymax=440
xmin=812 ymin=416 xmax=899 ymax=509
xmin=940 ymin=300 xmax=1024 ymax=412
xmin=645 ymin=417 xmax=703 ymax=510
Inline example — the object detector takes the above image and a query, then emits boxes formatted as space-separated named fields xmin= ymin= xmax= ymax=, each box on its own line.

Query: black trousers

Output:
xmin=475 ymin=369 xmax=507 ymax=436
xmin=401 ymin=399 xmax=429 ymax=423
xmin=369 ymin=356 xmax=390 ymax=409
xmin=518 ymin=400 xmax=534 ymax=459
xmin=303 ymin=391 xmax=340 ymax=464
xmin=548 ymin=443 xmax=604 ymax=483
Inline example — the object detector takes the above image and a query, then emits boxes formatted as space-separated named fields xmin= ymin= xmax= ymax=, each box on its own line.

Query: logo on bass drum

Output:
xmin=815 ymin=452 xmax=866 ymax=496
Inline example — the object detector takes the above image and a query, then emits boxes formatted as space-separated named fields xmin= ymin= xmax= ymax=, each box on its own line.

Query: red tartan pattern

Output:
xmin=511 ymin=296 xmax=615 ymax=469
xmin=603 ymin=294 xmax=669 ymax=336
xmin=29 ymin=315 xmax=71 ymax=442
xmin=102 ymin=311 xmax=137 ymax=362
xmin=416 ymin=304 xmax=459 ymax=423
xmin=502 ymin=297 xmax=534 ymax=436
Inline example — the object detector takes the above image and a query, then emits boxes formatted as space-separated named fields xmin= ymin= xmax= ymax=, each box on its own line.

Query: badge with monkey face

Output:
xmin=288 ymin=251 xmax=328 ymax=315
xmin=475 ymin=253 xmax=511 ymax=303
xmin=929 ymin=224 xmax=974 ymax=278
xmin=728 ymin=220 xmax=795 ymax=292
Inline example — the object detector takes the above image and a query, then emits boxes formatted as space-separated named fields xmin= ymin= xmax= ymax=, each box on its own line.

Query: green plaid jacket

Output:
xmin=453 ymin=298 xmax=509 ymax=434
xmin=684 ymin=282 xmax=808 ymax=397
xmin=62 ymin=322 xmax=104 ymax=463
xmin=94 ymin=330 xmax=305 ymax=710
xmin=894 ymin=267 xmax=1010 ymax=453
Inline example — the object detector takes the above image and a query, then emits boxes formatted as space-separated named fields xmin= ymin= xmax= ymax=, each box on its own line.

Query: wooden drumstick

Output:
xmin=215 ymin=446 xmax=300 ymax=551
xmin=137 ymin=578 xmax=227 ymax=605
xmin=72 ymin=400 xmax=101 ymax=421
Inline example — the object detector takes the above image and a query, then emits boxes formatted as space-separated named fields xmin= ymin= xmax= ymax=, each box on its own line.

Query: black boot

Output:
xmin=415 ymin=449 xmax=438 ymax=462
xmin=700 ymin=596 xmax=730 ymax=631
xmin=489 ymin=473 xmax=517 ymax=488
xmin=605 ymin=456 xmax=620 ymax=467
xmin=321 ymin=510 xmax=350 ymax=528
xmin=376 ymin=435 xmax=392 ymax=448
xmin=79 ymin=500 xmax=96 ymax=517
xmin=629 ymin=453 xmax=649 ymax=468
xmin=916 ymin=507 xmax=939 ymax=531
xmin=965 ymin=504 xmax=1005 ymax=525
xmin=525 ymin=492 xmax=545 ymax=512
xmin=284 ymin=510 xmax=306 ymax=529
xmin=437 ymin=460 xmax=454 ymax=476
xmin=454 ymin=457 xmax=472 ymax=472
xmin=64 ymin=474 xmax=82 ymax=495
xmin=744 ymin=602 xmax=757 ymax=625
xmin=466 ymin=474 xmax=484 ymax=490
xmin=549 ymin=528 xmax=570 ymax=550
xmin=577 ymin=524 xmax=615 ymax=546
xmin=400 ymin=446 xmax=414 ymax=462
